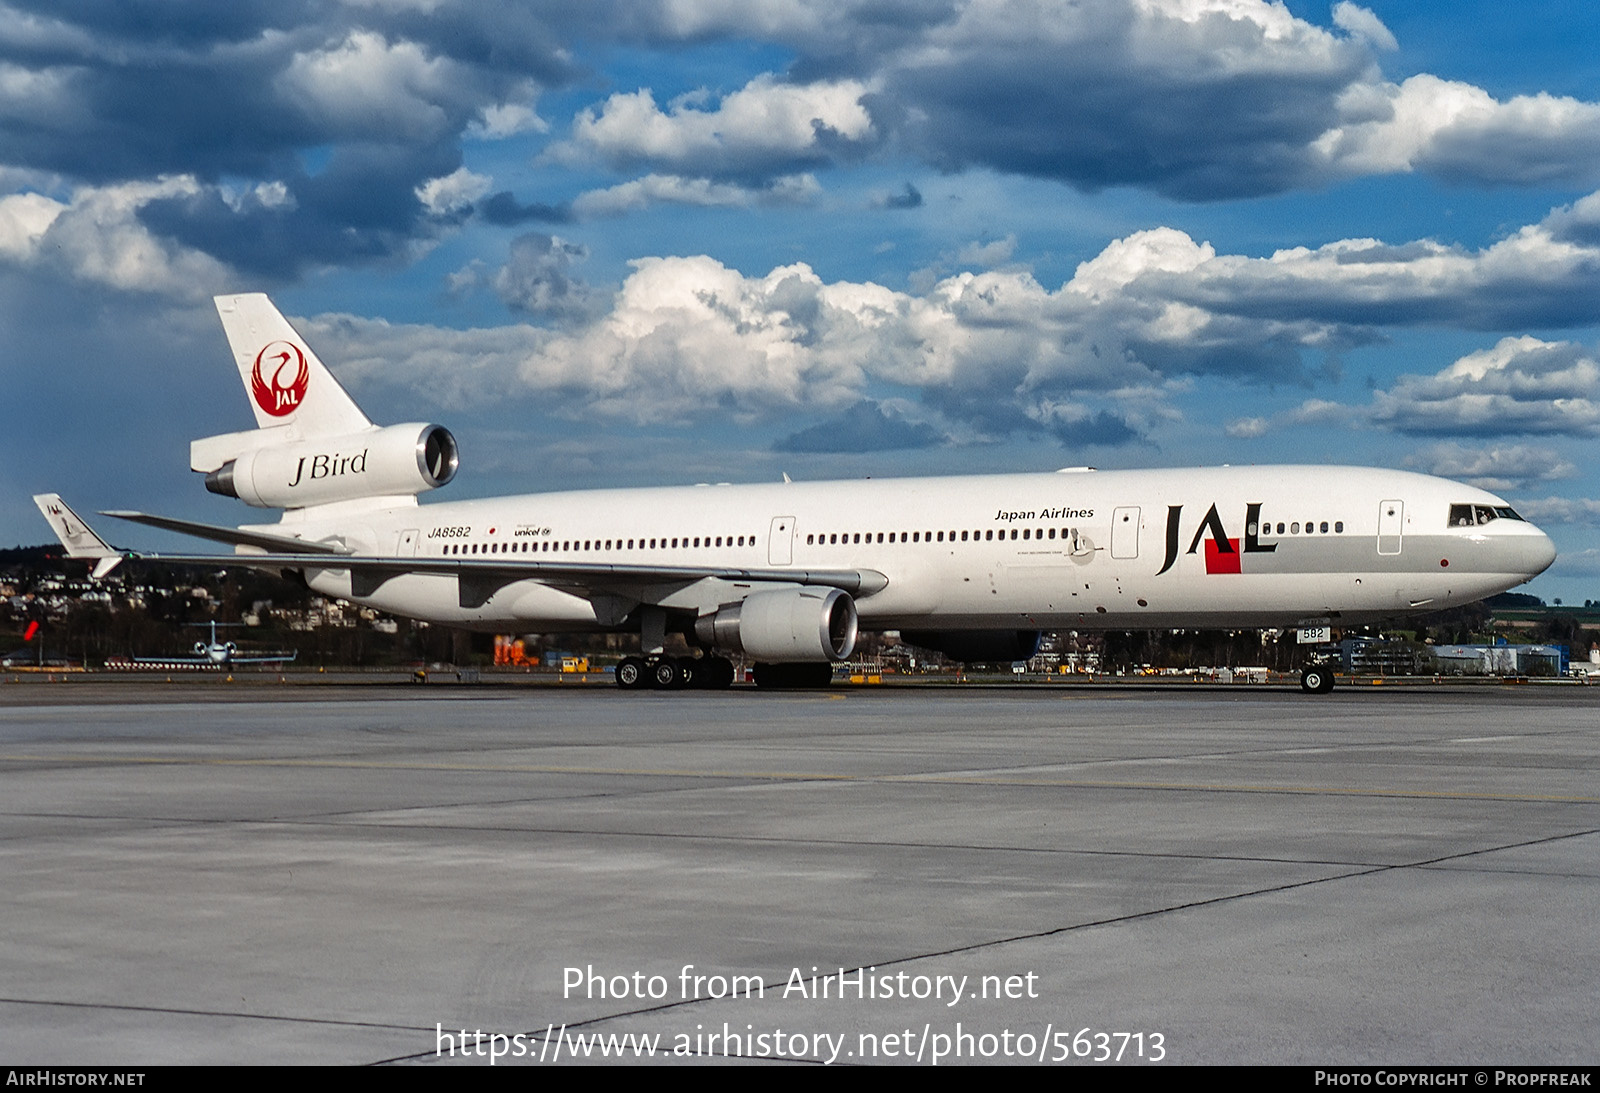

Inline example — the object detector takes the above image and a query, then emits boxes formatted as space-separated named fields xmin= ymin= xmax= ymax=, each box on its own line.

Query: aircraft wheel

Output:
xmin=753 ymin=662 xmax=834 ymax=689
xmin=704 ymin=656 xmax=735 ymax=689
xmin=1300 ymin=666 xmax=1335 ymax=694
xmin=800 ymin=662 xmax=834 ymax=688
xmin=616 ymin=656 xmax=646 ymax=689
xmin=675 ymin=656 xmax=698 ymax=689
xmin=650 ymin=658 xmax=680 ymax=689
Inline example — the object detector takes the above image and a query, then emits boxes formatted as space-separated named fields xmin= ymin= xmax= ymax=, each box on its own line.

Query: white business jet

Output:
xmin=35 ymin=295 xmax=1556 ymax=693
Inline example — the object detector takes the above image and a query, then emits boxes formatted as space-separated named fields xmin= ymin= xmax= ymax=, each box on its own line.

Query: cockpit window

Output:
xmin=1450 ymin=504 xmax=1525 ymax=527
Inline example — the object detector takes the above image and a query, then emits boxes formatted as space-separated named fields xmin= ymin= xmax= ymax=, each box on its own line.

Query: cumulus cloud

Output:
xmin=775 ymin=400 xmax=945 ymax=452
xmin=1506 ymin=497 xmax=1600 ymax=526
xmin=469 ymin=86 xmax=550 ymax=140
xmin=0 ymin=191 xmax=64 ymax=261
xmin=1330 ymin=2 xmax=1397 ymax=51
xmin=416 ymin=167 xmax=492 ymax=217
xmin=1046 ymin=408 xmax=1143 ymax=447
xmin=491 ymin=233 xmax=596 ymax=320
xmin=552 ymin=1 xmax=1600 ymax=201
xmin=877 ymin=0 xmax=1374 ymax=199
xmin=477 ymin=191 xmax=571 ymax=226
xmin=1314 ymin=75 xmax=1600 ymax=187
xmin=1406 ymin=442 xmax=1577 ymax=491
xmin=294 ymin=242 xmax=1304 ymax=433
xmin=554 ymin=76 xmax=877 ymax=180
xmin=301 ymin=255 xmax=1146 ymax=428
xmin=876 ymin=182 xmax=923 ymax=210
xmin=277 ymin=31 xmax=468 ymax=144
xmin=0 ymin=5 xmax=581 ymax=276
xmin=1149 ymin=198 xmax=1600 ymax=331
xmin=571 ymin=173 xmax=821 ymax=218
xmin=0 ymin=178 xmax=229 ymax=297
xmin=1370 ymin=337 xmax=1600 ymax=436
xmin=284 ymin=189 xmax=1600 ymax=437
xmin=1543 ymin=547 xmax=1600 ymax=577
xmin=1249 ymin=338 xmax=1600 ymax=442
xmin=8 ymin=0 xmax=1600 ymax=293
xmin=136 ymin=141 xmax=468 ymax=277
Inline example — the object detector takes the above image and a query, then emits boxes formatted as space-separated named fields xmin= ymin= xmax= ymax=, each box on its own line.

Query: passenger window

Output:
xmin=1291 ymin=523 xmax=1299 ymax=534
xmin=1335 ymin=522 xmax=1343 ymax=533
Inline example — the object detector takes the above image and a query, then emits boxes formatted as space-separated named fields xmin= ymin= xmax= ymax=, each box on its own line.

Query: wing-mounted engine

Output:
xmin=199 ymin=423 xmax=458 ymax=509
xmin=694 ymin=587 xmax=858 ymax=662
xmin=901 ymin=629 xmax=1041 ymax=663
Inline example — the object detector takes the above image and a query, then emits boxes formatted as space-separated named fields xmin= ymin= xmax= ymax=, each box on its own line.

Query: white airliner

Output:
xmin=130 ymin=621 xmax=297 ymax=670
xmin=35 ymin=294 xmax=1556 ymax=693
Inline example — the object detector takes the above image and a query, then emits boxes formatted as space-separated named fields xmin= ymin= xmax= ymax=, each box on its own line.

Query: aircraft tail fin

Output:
xmin=213 ymin=294 xmax=371 ymax=438
xmin=32 ymin=494 xmax=123 ymax=578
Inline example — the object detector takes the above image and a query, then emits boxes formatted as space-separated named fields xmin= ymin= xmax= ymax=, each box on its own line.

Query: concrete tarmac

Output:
xmin=0 ymin=681 xmax=1595 ymax=1066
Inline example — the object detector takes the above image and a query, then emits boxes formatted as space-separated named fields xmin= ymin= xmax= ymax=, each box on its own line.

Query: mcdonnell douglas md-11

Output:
xmin=35 ymin=294 xmax=1556 ymax=693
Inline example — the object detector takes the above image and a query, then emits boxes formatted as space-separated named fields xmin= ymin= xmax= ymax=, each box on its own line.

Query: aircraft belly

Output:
xmin=305 ymin=571 xmax=597 ymax=630
xmin=309 ymin=570 xmax=468 ymax=624
xmin=508 ymin=582 xmax=601 ymax=627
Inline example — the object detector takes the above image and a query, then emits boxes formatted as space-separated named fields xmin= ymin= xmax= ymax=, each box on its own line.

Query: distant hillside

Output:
xmin=1485 ymin=592 xmax=1544 ymax=608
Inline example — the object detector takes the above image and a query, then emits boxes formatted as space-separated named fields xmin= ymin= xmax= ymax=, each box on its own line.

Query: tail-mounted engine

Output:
xmin=203 ymin=423 xmax=458 ymax=509
xmin=695 ymin=587 xmax=858 ymax=662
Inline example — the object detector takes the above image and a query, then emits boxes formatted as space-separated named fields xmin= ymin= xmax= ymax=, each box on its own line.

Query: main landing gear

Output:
xmin=1299 ymin=664 xmax=1336 ymax=694
xmin=615 ymin=654 xmax=736 ymax=690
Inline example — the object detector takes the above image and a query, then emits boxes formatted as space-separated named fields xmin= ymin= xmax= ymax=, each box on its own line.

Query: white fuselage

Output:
xmin=266 ymin=465 xmax=1556 ymax=634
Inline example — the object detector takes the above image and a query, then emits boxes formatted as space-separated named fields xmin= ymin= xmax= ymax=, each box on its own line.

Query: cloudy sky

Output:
xmin=3 ymin=0 xmax=1599 ymax=602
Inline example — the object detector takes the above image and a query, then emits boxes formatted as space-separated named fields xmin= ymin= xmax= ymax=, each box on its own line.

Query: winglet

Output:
xmin=32 ymin=494 xmax=123 ymax=577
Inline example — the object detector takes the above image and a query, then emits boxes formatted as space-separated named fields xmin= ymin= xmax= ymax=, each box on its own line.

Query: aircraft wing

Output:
xmin=107 ymin=550 xmax=889 ymax=607
xmin=44 ymin=497 xmax=887 ymax=611
xmin=131 ymin=651 xmax=296 ymax=666
xmin=224 ymin=652 xmax=298 ymax=665
xmin=102 ymin=511 xmax=349 ymax=555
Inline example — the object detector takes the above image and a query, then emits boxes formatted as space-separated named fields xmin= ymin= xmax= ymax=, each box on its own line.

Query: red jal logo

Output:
xmin=251 ymin=341 xmax=309 ymax=417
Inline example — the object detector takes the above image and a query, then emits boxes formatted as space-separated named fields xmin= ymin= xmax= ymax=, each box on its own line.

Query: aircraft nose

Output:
xmin=1521 ymin=525 xmax=1558 ymax=579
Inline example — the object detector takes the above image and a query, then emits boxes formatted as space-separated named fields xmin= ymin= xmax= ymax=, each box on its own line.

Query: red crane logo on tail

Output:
xmin=251 ymin=341 xmax=309 ymax=417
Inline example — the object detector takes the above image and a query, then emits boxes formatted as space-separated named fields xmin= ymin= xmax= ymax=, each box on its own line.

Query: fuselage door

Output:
xmin=1377 ymin=500 xmax=1403 ymax=555
xmin=398 ymin=528 xmax=420 ymax=557
xmin=768 ymin=516 xmax=795 ymax=565
xmin=1110 ymin=506 xmax=1140 ymax=560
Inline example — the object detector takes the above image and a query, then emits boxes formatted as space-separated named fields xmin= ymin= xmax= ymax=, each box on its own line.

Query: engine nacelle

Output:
xmin=205 ymin=423 xmax=458 ymax=509
xmin=695 ymin=588 xmax=858 ymax=662
xmin=901 ymin=629 xmax=1041 ymax=664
